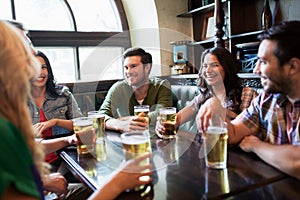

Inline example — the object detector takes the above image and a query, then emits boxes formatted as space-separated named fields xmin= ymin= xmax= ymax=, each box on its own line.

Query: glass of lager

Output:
xmin=88 ymin=111 xmax=107 ymax=161
xmin=134 ymin=105 xmax=150 ymax=125
xmin=203 ymin=123 xmax=228 ymax=169
xmin=159 ymin=107 xmax=177 ymax=139
xmin=87 ymin=111 xmax=105 ymax=140
xmin=73 ymin=117 xmax=96 ymax=155
xmin=121 ymin=131 xmax=151 ymax=191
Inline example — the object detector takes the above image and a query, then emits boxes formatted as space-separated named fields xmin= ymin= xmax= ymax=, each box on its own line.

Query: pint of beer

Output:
xmin=159 ymin=107 xmax=177 ymax=139
xmin=73 ymin=117 xmax=96 ymax=155
xmin=87 ymin=111 xmax=105 ymax=140
xmin=203 ymin=124 xmax=228 ymax=169
xmin=121 ymin=132 xmax=151 ymax=159
xmin=121 ymin=131 xmax=151 ymax=190
xmin=134 ymin=105 xmax=150 ymax=116
xmin=134 ymin=105 xmax=150 ymax=125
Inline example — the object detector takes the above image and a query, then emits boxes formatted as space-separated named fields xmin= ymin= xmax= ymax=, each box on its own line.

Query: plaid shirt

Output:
xmin=237 ymin=92 xmax=300 ymax=145
xmin=239 ymin=87 xmax=259 ymax=111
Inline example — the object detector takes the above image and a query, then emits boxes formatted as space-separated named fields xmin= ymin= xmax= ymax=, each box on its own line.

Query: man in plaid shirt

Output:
xmin=198 ymin=21 xmax=300 ymax=179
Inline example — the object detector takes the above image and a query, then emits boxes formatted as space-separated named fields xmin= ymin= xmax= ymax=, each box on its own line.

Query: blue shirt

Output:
xmin=28 ymin=86 xmax=83 ymax=137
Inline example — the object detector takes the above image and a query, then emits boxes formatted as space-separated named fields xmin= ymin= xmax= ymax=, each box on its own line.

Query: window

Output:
xmin=2 ymin=0 xmax=130 ymax=83
xmin=35 ymin=47 xmax=76 ymax=83
xmin=0 ymin=0 xmax=12 ymax=20
xmin=78 ymin=47 xmax=124 ymax=82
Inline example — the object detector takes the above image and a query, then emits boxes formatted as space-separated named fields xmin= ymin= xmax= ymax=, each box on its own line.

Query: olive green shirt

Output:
xmin=99 ymin=77 xmax=172 ymax=125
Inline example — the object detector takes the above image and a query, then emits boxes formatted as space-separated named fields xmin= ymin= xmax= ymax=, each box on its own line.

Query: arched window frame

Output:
xmin=8 ymin=0 xmax=131 ymax=82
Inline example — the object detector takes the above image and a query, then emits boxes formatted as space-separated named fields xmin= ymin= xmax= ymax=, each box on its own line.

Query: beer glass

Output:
xmin=88 ymin=111 xmax=107 ymax=161
xmin=203 ymin=123 xmax=228 ymax=169
xmin=121 ymin=131 xmax=151 ymax=191
xmin=87 ymin=111 xmax=105 ymax=140
xmin=134 ymin=105 xmax=150 ymax=116
xmin=134 ymin=105 xmax=150 ymax=125
xmin=73 ymin=117 xmax=96 ymax=155
xmin=159 ymin=107 xmax=177 ymax=139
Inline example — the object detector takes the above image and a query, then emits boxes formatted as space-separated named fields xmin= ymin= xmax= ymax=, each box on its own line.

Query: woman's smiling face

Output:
xmin=201 ymin=53 xmax=225 ymax=86
xmin=32 ymin=55 xmax=48 ymax=87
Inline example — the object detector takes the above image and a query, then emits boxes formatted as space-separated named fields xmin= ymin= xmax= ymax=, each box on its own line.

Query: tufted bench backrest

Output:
xmin=171 ymin=85 xmax=199 ymax=133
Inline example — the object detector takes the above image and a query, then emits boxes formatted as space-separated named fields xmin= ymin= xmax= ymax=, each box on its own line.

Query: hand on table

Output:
xmin=107 ymin=114 xmax=148 ymax=132
xmin=42 ymin=172 xmax=68 ymax=199
xmin=239 ymin=135 xmax=262 ymax=153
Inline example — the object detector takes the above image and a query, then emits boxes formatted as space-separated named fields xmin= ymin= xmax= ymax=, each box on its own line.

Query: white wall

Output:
xmin=122 ymin=0 xmax=161 ymax=76
xmin=155 ymin=0 xmax=192 ymax=75
xmin=122 ymin=0 xmax=192 ymax=76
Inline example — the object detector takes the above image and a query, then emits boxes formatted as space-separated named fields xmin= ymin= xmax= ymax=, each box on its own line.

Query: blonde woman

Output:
xmin=0 ymin=21 xmax=46 ymax=199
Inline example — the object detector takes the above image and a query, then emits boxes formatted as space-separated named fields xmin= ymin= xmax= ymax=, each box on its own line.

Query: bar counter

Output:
xmin=60 ymin=130 xmax=300 ymax=199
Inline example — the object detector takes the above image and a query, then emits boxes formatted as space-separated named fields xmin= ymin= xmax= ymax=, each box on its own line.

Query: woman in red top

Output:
xmin=29 ymin=51 xmax=83 ymax=169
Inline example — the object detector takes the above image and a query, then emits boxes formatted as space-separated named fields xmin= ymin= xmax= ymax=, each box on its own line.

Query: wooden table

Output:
xmin=59 ymin=130 xmax=300 ymax=199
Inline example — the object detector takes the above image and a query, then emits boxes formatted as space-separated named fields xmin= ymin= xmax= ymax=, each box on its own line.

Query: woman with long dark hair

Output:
xmin=27 ymin=50 xmax=83 ymax=168
xmin=156 ymin=47 xmax=243 ymax=137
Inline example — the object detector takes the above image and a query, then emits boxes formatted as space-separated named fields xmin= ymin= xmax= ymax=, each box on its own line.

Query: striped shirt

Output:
xmin=237 ymin=92 xmax=300 ymax=145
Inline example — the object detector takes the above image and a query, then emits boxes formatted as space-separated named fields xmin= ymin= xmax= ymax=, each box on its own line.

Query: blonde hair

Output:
xmin=0 ymin=21 xmax=47 ymax=175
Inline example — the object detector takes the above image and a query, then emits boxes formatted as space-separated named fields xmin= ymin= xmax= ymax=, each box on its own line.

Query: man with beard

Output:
xmin=99 ymin=47 xmax=172 ymax=132
xmin=198 ymin=21 xmax=300 ymax=179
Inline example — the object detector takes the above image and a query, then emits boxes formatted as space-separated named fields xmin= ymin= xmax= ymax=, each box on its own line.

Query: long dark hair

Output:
xmin=35 ymin=51 xmax=60 ymax=97
xmin=197 ymin=47 xmax=240 ymax=95
xmin=197 ymin=47 xmax=242 ymax=113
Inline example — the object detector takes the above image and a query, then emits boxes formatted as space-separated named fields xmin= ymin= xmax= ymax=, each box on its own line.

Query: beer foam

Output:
xmin=88 ymin=114 xmax=105 ymax=118
xmin=121 ymin=134 xmax=148 ymax=145
xmin=160 ymin=110 xmax=176 ymax=115
xmin=73 ymin=118 xmax=93 ymax=126
xmin=134 ymin=108 xmax=149 ymax=112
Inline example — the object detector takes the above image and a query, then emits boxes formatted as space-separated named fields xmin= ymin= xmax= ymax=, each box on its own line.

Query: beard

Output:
xmin=262 ymin=76 xmax=289 ymax=95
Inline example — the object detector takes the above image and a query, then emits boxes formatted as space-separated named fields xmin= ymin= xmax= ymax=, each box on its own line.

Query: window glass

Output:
xmin=2 ymin=0 xmax=127 ymax=83
xmin=36 ymin=47 xmax=76 ymax=83
xmin=0 ymin=0 xmax=12 ymax=20
xmin=68 ymin=0 xmax=122 ymax=31
xmin=13 ymin=0 xmax=122 ymax=32
xmin=79 ymin=47 xmax=124 ymax=82
xmin=14 ymin=0 xmax=73 ymax=31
